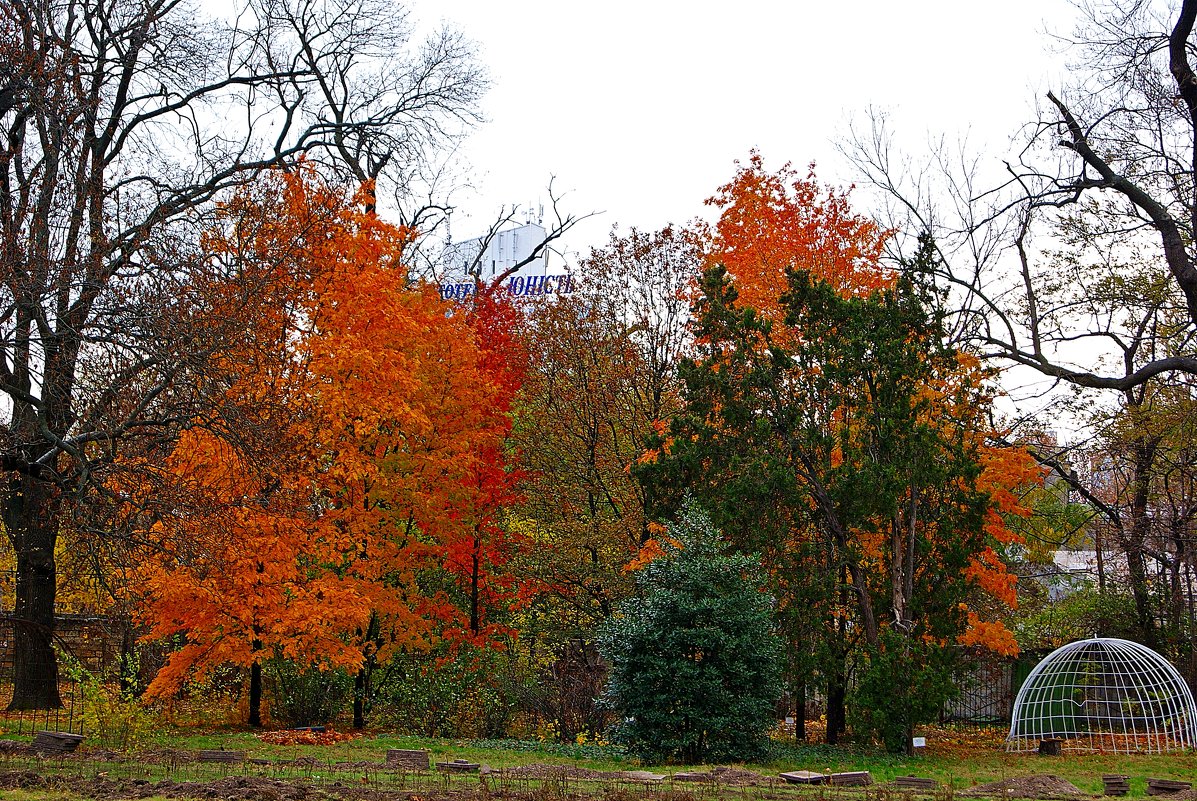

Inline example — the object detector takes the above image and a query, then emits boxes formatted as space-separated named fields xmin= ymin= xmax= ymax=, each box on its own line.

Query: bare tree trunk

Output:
xmin=4 ymin=476 xmax=62 ymax=710
xmin=353 ymin=668 xmax=367 ymax=730
xmin=1126 ymin=435 xmax=1161 ymax=646
xmin=353 ymin=612 xmax=380 ymax=730
xmin=793 ymin=677 xmax=807 ymax=742
xmin=470 ymin=532 xmax=481 ymax=635
xmin=826 ymin=670 xmax=847 ymax=745
xmin=119 ymin=619 xmax=137 ymax=695
xmin=249 ymin=657 xmax=263 ymax=728
xmin=826 ymin=583 xmax=849 ymax=745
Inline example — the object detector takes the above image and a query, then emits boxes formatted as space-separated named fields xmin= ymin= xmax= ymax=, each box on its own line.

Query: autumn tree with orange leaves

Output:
xmin=639 ymin=157 xmax=1039 ymax=752
xmin=133 ymin=172 xmax=531 ymax=727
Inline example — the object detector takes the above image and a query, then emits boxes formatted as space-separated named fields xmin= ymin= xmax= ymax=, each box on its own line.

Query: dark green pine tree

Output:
xmin=596 ymin=501 xmax=782 ymax=764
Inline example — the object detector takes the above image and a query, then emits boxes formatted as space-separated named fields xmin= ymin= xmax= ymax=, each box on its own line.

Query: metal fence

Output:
xmin=944 ymin=651 xmax=1043 ymax=724
xmin=0 ymin=679 xmax=84 ymax=737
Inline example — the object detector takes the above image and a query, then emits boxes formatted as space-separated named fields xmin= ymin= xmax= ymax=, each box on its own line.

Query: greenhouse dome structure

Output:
xmin=1007 ymin=637 xmax=1197 ymax=753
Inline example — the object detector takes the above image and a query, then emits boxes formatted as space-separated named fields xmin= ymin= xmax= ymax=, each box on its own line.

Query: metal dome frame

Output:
xmin=1006 ymin=637 xmax=1197 ymax=753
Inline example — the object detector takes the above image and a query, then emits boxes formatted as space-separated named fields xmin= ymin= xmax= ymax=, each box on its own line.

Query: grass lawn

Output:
xmin=0 ymin=723 xmax=1193 ymax=801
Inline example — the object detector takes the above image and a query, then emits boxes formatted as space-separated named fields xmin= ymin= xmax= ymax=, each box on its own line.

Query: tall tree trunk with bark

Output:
xmin=1126 ymin=434 xmax=1161 ymax=646
xmin=249 ymin=655 xmax=263 ymax=728
xmin=4 ymin=476 xmax=62 ymax=710
xmin=792 ymin=677 xmax=806 ymax=742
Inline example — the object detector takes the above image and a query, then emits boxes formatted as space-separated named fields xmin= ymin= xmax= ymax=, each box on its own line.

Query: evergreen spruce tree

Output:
xmin=597 ymin=502 xmax=781 ymax=763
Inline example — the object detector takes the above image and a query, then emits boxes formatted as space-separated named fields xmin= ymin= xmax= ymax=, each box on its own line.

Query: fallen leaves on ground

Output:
xmin=256 ymin=729 xmax=361 ymax=746
xmin=918 ymin=723 xmax=1007 ymax=755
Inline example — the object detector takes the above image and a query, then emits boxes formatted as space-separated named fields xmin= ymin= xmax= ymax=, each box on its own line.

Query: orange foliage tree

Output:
xmin=132 ymin=171 xmax=531 ymax=726
xmin=704 ymin=152 xmax=892 ymax=333
xmin=424 ymin=287 xmax=531 ymax=648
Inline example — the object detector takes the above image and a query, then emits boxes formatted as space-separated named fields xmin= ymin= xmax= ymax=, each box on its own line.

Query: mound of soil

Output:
xmin=674 ymin=767 xmax=773 ymax=786
xmin=0 ymin=771 xmax=49 ymax=791
xmin=499 ymin=764 xmax=625 ymax=781
xmin=958 ymin=775 xmax=1084 ymax=799
xmin=147 ymin=776 xmax=323 ymax=800
xmin=0 ymin=772 xmax=386 ymax=801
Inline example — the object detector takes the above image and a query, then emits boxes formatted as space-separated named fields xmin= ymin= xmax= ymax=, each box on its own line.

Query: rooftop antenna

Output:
xmin=538 ymin=202 xmax=544 ymax=225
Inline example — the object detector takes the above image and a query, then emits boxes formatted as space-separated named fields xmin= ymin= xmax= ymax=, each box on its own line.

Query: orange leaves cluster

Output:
xmin=978 ymin=439 xmax=1044 ymax=545
xmin=138 ymin=433 xmax=371 ymax=701
xmin=957 ymin=611 xmax=1021 ymax=657
xmin=622 ymin=532 xmax=681 ymax=573
xmin=134 ymin=169 xmax=531 ymax=697
xmin=705 ymin=151 xmax=893 ymax=334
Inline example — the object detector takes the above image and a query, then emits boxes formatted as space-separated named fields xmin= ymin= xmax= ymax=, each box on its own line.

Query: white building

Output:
xmin=439 ymin=220 xmax=576 ymax=302
xmin=445 ymin=221 xmax=549 ymax=281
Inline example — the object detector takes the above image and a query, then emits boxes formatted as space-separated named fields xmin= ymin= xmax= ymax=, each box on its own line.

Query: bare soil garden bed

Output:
xmin=957 ymin=776 xmax=1085 ymax=799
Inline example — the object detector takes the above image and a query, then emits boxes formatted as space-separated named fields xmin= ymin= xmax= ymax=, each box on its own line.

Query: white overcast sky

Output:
xmin=191 ymin=0 xmax=1094 ymax=432
xmin=404 ymin=0 xmax=1078 ymax=258
xmin=400 ymin=0 xmax=1102 ymax=436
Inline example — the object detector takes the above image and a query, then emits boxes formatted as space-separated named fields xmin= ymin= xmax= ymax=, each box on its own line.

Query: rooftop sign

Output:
xmin=439 ymin=273 xmax=576 ymax=301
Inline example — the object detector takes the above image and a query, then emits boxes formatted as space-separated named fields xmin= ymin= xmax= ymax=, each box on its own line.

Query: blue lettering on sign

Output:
xmin=440 ymin=282 xmax=476 ymax=300
xmin=437 ymin=274 xmax=577 ymax=302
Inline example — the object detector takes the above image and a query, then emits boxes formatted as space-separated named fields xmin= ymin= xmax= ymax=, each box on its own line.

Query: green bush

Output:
xmin=264 ymin=659 xmax=353 ymax=727
xmin=597 ymin=502 xmax=782 ymax=763
xmin=58 ymin=651 xmax=156 ymax=751
xmin=374 ymin=644 xmax=534 ymax=737
xmin=848 ymin=629 xmax=957 ymax=753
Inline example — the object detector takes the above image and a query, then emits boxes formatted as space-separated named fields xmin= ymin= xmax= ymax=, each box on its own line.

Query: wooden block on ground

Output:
xmin=198 ymin=750 xmax=245 ymax=763
xmin=1102 ymin=775 xmax=1130 ymax=796
xmin=895 ymin=776 xmax=938 ymax=790
xmin=830 ymin=771 xmax=872 ymax=787
xmin=1038 ymin=738 xmax=1063 ymax=756
xmin=674 ymin=772 xmax=715 ymax=782
xmin=1147 ymin=778 xmax=1192 ymax=795
xmin=386 ymin=749 xmax=431 ymax=770
xmin=33 ymin=731 xmax=84 ymax=755
xmin=780 ymin=771 xmax=826 ymax=785
xmin=436 ymin=759 xmax=480 ymax=772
